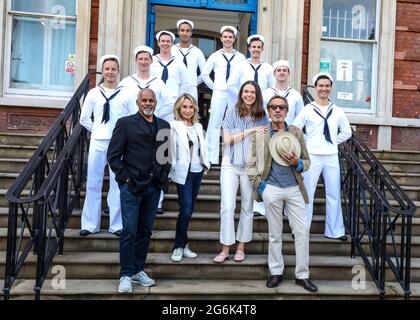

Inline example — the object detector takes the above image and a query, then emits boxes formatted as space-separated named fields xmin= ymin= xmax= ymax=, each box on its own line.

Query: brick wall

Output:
xmin=394 ymin=0 xmax=420 ymax=117
xmin=393 ymin=0 xmax=420 ymax=150
xmin=301 ymin=0 xmax=311 ymax=90
xmin=89 ymin=0 xmax=100 ymax=88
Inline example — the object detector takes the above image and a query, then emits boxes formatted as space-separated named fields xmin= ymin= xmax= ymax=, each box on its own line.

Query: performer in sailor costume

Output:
xmin=201 ymin=26 xmax=246 ymax=164
xmin=254 ymin=60 xmax=305 ymax=216
xmin=151 ymin=30 xmax=191 ymax=122
xmin=227 ymin=34 xmax=274 ymax=96
xmin=172 ymin=19 xmax=206 ymax=101
xmin=263 ymin=60 xmax=304 ymax=124
xmin=119 ymin=45 xmax=170 ymax=118
xmin=293 ymin=73 xmax=352 ymax=240
xmin=79 ymin=55 xmax=137 ymax=236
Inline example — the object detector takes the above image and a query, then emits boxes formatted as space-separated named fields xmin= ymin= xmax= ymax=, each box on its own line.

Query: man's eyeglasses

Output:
xmin=268 ymin=105 xmax=288 ymax=111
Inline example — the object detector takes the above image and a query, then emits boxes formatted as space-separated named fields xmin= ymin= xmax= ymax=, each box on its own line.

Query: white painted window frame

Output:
xmin=320 ymin=0 xmax=380 ymax=115
xmin=0 ymin=0 xmax=91 ymax=108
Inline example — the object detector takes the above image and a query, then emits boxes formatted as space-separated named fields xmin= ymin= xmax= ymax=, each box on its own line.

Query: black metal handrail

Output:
xmin=303 ymin=86 xmax=415 ymax=300
xmin=3 ymin=74 xmax=91 ymax=300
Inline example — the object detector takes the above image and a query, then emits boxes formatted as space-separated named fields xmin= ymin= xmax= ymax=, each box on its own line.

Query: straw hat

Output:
xmin=269 ymin=132 xmax=301 ymax=167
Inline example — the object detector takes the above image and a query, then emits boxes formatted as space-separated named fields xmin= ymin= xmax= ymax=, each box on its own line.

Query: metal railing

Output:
xmin=303 ymin=86 xmax=416 ymax=300
xmin=3 ymin=74 xmax=91 ymax=300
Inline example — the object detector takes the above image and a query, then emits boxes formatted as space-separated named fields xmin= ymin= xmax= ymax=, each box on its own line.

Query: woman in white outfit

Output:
xmin=213 ymin=80 xmax=269 ymax=263
xmin=169 ymin=93 xmax=210 ymax=262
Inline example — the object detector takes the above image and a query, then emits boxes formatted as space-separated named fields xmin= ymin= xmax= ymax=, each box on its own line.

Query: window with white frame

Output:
xmin=5 ymin=0 xmax=77 ymax=95
xmin=320 ymin=0 xmax=378 ymax=112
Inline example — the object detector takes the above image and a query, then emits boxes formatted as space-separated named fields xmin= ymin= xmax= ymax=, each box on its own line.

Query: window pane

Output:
xmin=11 ymin=16 xmax=75 ymax=91
xmin=323 ymin=0 xmax=376 ymax=40
xmin=12 ymin=0 xmax=76 ymax=16
xmin=320 ymin=41 xmax=373 ymax=110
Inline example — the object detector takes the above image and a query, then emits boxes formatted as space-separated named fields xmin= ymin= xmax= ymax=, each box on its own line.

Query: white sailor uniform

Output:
xmin=263 ymin=86 xmax=304 ymax=124
xmin=201 ymin=49 xmax=246 ymax=164
xmin=293 ymin=102 xmax=352 ymax=238
xmin=151 ymin=54 xmax=192 ymax=122
xmin=119 ymin=74 xmax=170 ymax=117
xmin=171 ymin=44 xmax=206 ymax=101
xmin=227 ymin=59 xmax=274 ymax=95
xmin=80 ymin=85 xmax=137 ymax=234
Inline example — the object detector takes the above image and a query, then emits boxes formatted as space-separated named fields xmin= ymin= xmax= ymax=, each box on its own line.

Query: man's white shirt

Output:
xmin=292 ymin=102 xmax=352 ymax=155
xmin=151 ymin=54 xmax=192 ymax=100
xmin=80 ymin=85 xmax=136 ymax=140
xmin=227 ymin=59 xmax=274 ymax=94
xmin=171 ymin=44 xmax=206 ymax=87
xmin=118 ymin=74 xmax=171 ymax=119
xmin=263 ymin=86 xmax=304 ymax=124
xmin=201 ymin=49 xmax=246 ymax=91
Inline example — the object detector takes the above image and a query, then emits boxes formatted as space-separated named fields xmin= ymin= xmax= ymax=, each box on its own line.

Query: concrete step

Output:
xmin=373 ymin=150 xmax=420 ymax=162
xmin=2 ymin=278 xmax=419 ymax=300
xmin=1 ymin=189 xmax=419 ymax=221
xmin=2 ymin=251 xmax=420 ymax=282
xmin=2 ymin=228 xmax=420 ymax=257
xmin=2 ymin=208 xmax=420 ymax=236
xmin=377 ymin=160 xmax=420 ymax=174
xmin=0 ymin=134 xmax=43 ymax=147
xmin=0 ymin=145 xmax=38 ymax=159
xmin=0 ymin=159 xmax=34 ymax=174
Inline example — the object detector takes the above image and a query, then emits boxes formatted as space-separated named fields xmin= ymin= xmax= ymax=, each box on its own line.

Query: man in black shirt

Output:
xmin=108 ymin=89 xmax=171 ymax=293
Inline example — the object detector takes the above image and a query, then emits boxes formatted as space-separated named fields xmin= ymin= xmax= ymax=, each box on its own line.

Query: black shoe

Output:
xmin=113 ymin=230 xmax=122 ymax=237
xmin=156 ymin=208 xmax=164 ymax=215
xmin=104 ymin=207 xmax=110 ymax=215
xmin=253 ymin=212 xmax=263 ymax=217
xmin=266 ymin=275 xmax=283 ymax=288
xmin=79 ymin=229 xmax=92 ymax=236
xmin=325 ymin=235 xmax=348 ymax=241
xmin=295 ymin=278 xmax=318 ymax=292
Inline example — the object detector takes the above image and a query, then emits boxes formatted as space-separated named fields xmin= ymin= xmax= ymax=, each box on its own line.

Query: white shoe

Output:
xmin=183 ymin=244 xmax=198 ymax=258
xmin=118 ymin=276 xmax=132 ymax=293
xmin=171 ymin=248 xmax=183 ymax=262
xmin=132 ymin=271 xmax=155 ymax=287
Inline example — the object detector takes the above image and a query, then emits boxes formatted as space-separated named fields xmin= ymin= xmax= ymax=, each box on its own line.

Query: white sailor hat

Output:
xmin=99 ymin=54 xmax=120 ymax=67
xmin=220 ymin=26 xmax=238 ymax=37
xmin=312 ymin=72 xmax=334 ymax=86
xmin=247 ymin=34 xmax=265 ymax=45
xmin=133 ymin=46 xmax=154 ymax=58
xmin=273 ymin=60 xmax=290 ymax=71
xmin=156 ymin=30 xmax=176 ymax=42
xmin=177 ymin=19 xmax=194 ymax=29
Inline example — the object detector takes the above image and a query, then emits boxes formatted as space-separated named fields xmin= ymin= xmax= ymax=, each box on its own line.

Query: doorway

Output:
xmin=147 ymin=1 xmax=258 ymax=128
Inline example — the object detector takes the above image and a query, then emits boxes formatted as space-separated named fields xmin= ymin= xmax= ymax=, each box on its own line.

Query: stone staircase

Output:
xmin=0 ymin=133 xmax=420 ymax=299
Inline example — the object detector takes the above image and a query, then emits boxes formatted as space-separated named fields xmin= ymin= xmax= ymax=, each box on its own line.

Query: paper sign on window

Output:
xmin=337 ymin=60 xmax=353 ymax=82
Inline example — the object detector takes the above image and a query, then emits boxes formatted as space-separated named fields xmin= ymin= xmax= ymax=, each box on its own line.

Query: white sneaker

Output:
xmin=132 ymin=271 xmax=155 ymax=287
xmin=118 ymin=276 xmax=132 ymax=293
xmin=171 ymin=248 xmax=183 ymax=262
xmin=183 ymin=244 xmax=198 ymax=258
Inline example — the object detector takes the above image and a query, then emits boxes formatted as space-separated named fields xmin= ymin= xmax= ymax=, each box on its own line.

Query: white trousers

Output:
xmin=263 ymin=184 xmax=310 ymax=279
xmin=303 ymin=153 xmax=345 ymax=238
xmin=220 ymin=162 xmax=254 ymax=246
xmin=253 ymin=200 xmax=266 ymax=215
xmin=81 ymin=138 xmax=122 ymax=233
xmin=205 ymin=89 xmax=237 ymax=164
xmin=158 ymin=190 xmax=164 ymax=209
xmin=190 ymin=86 xmax=198 ymax=102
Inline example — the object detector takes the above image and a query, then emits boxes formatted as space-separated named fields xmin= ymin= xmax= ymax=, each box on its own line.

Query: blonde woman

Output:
xmin=169 ymin=93 xmax=210 ymax=262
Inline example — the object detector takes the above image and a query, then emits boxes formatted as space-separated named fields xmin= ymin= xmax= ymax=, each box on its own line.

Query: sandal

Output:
xmin=213 ymin=252 xmax=229 ymax=263
xmin=234 ymin=251 xmax=245 ymax=262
